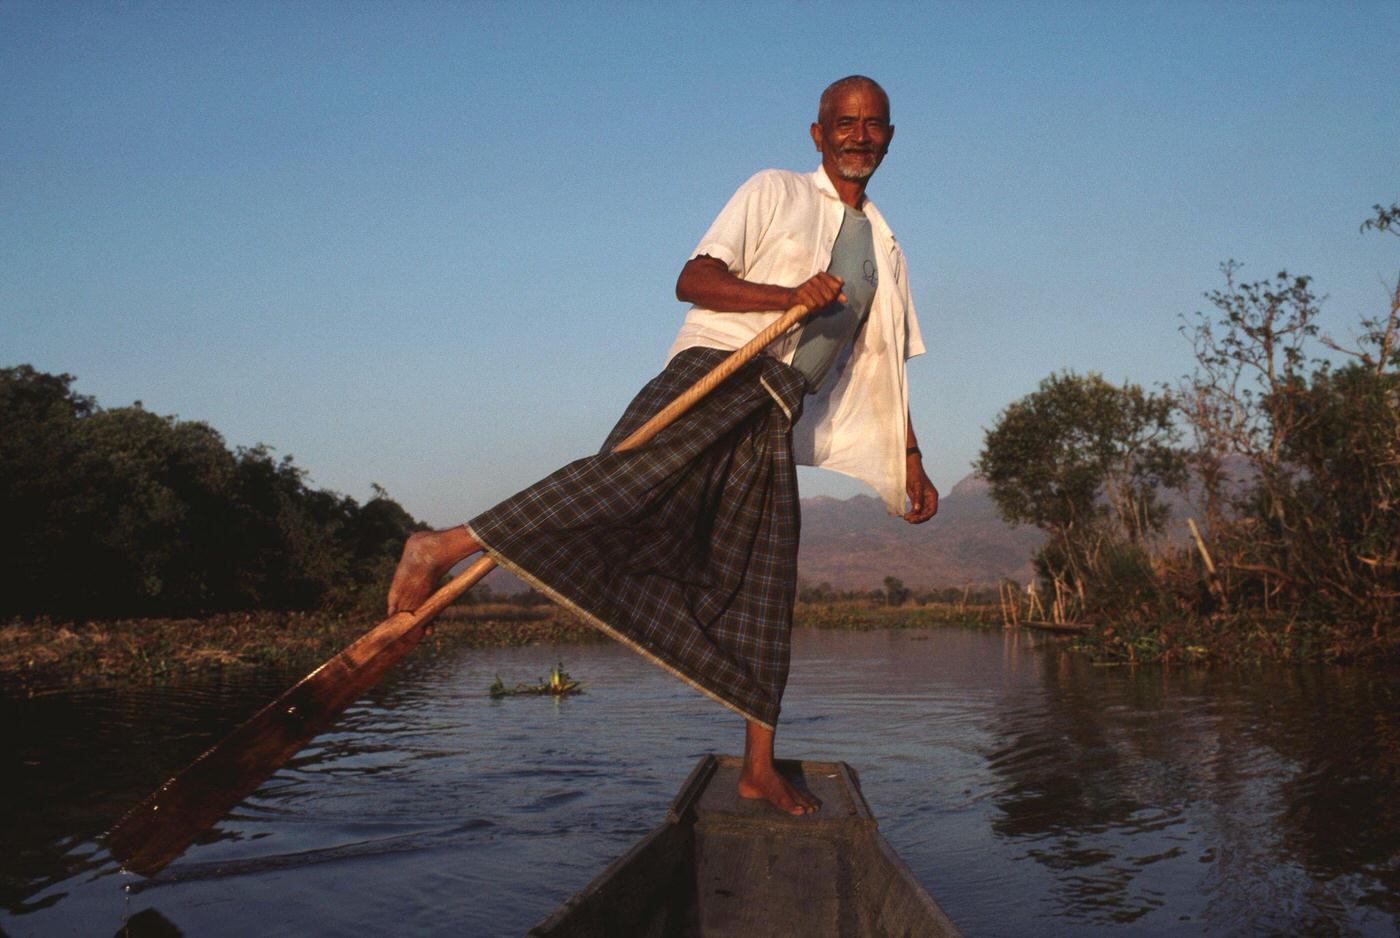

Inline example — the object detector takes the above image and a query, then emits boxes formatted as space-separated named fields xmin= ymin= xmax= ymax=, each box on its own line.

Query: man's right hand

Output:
xmin=788 ymin=272 xmax=845 ymax=311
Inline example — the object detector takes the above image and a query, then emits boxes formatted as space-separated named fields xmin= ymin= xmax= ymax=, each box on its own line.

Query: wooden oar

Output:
xmin=106 ymin=303 xmax=813 ymax=877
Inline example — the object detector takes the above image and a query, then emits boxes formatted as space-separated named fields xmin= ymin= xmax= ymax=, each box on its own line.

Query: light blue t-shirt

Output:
xmin=789 ymin=203 xmax=878 ymax=393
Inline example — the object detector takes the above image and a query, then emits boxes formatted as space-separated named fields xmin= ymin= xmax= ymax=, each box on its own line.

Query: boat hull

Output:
xmin=530 ymin=754 xmax=960 ymax=938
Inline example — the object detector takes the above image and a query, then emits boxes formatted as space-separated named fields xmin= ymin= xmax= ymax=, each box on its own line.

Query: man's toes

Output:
xmin=779 ymin=780 xmax=819 ymax=815
xmin=387 ymin=574 xmax=412 ymax=615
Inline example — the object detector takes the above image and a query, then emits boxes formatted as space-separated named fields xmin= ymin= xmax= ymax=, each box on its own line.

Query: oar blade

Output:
xmin=107 ymin=555 xmax=499 ymax=876
xmin=106 ymin=611 xmax=427 ymax=877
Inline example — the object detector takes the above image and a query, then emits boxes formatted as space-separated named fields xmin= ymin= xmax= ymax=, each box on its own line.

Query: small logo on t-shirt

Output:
xmin=863 ymin=259 xmax=878 ymax=288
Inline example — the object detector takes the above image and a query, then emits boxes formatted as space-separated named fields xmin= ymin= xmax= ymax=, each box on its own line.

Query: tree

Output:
xmin=1178 ymin=203 xmax=1400 ymax=633
xmin=70 ymin=404 xmax=239 ymax=612
xmin=977 ymin=371 xmax=1184 ymax=614
xmin=0 ymin=367 xmax=97 ymax=613
xmin=882 ymin=576 xmax=910 ymax=606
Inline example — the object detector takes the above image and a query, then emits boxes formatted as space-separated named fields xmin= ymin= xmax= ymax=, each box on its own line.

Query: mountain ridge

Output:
xmin=480 ymin=472 xmax=1041 ymax=593
xmin=795 ymin=473 xmax=1041 ymax=590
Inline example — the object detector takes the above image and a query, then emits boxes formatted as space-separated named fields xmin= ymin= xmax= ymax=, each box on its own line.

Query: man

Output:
xmin=388 ymin=75 xmax=936 ymax=816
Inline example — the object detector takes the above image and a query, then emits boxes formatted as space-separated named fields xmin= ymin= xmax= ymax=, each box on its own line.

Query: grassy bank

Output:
xmin=3 ymin=599 xmax=1000 ymax=689
xmin=2 ymin=604 xmax=604 ymax=691
xmin=1066 ymin=613 xmax=1400 ymax=666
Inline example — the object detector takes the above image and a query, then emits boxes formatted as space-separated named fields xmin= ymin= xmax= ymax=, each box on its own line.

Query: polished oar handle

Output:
xmin=615 ymin=303 xmax=810 ymax=450
xmin=107 ymin=302 xmax=813 ymax=877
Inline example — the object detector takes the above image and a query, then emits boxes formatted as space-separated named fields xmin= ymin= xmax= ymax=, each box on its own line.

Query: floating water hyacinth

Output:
xmin=489 ymin=661 xmax=583 ymax=698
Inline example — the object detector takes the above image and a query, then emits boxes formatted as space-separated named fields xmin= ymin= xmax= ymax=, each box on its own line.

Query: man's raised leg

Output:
xmin=387 ymin=525 xmax=482 ymax=614
xmin=737 ymin=720 xmax=821 ymax=816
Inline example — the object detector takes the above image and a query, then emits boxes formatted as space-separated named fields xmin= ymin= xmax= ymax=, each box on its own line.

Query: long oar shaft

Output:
xmin=107 ymin=303 xmax=811 ymax=876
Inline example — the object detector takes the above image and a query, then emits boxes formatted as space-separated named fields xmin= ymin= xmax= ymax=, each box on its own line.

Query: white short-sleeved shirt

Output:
xmin=667 ymin=167 xmax=926 ymax=514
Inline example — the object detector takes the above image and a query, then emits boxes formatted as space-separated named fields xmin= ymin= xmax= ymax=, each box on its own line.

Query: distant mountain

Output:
xmin=795 ymin=473 xmax=1042 ymax=590
xmin=479 ymin=472 xmax=1042 ymax=594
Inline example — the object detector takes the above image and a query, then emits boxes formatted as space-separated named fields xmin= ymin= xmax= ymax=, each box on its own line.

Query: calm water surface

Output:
xmin=3 ymin=627 xmax=1398 ymax=936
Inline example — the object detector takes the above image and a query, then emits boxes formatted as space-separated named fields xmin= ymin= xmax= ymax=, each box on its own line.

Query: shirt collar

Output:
xmin=811 ymin=164 xmax=882 ymax=218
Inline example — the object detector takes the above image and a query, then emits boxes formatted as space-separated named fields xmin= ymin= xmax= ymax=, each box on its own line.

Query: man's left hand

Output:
xmin=904 ymin=456 xmax=938 ymax=524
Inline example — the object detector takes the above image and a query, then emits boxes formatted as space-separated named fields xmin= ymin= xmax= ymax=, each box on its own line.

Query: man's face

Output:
xmin=811 ymin=84 xmax=894 ymax=183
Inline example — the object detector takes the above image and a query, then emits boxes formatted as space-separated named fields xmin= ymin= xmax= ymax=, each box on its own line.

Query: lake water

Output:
xmin=3 ymin=626 xmax=1398 ymax=936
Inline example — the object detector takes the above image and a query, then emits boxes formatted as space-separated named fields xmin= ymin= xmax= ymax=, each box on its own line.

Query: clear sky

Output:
xmin=4 ymin=2 xmax=1397 ymax=527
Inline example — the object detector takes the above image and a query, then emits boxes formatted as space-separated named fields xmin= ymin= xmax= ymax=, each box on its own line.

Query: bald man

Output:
xmin=389 ymin=75 xmax=936 ymax=816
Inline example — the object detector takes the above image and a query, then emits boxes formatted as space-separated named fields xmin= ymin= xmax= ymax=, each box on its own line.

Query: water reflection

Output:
xmin=4 ymin=673 xmax=293 ymax=918
xmin=978 ymin=654 xmax=1400 ymax=934
xmin=2 ymin=628 xmax=1397 ymax=936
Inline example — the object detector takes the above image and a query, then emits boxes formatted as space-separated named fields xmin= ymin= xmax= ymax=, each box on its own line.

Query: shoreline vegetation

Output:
xmin=2 ymin=598 xmax=1001 ymax=691
xmin=978 ymin=202 xmax=1399 ymax=667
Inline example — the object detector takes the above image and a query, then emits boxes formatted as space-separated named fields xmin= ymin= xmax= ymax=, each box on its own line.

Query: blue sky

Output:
xmin=4 ymin=2 xmax=1397 ymax=527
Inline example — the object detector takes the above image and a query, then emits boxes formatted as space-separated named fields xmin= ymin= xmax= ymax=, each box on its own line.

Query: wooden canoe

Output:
xmin=528 ymin=754 xmax=961 ymax=938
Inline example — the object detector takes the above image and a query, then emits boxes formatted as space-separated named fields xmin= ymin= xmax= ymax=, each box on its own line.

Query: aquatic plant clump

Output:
xmin=488 ymin=661 xmax=584 ymax=698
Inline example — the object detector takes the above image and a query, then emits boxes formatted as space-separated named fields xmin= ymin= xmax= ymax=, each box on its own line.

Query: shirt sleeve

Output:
xmin=905 ymin=300 xmax=926 ymax=359
xmin=895 ymin=242 xmax=926 ymax=359
xmin=688 ymin=171 xmax=776 ymax=274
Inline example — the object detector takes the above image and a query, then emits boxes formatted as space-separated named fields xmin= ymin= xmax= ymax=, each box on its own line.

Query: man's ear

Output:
xmin=809 ymin=122 xmax=823 ymax=152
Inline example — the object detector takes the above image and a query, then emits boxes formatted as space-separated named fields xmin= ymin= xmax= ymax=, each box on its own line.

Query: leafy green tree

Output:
xmin=69 ymin=404 xmax=239 ymax=613
xmin=977 ymin=371 xmax=1184 ymax=614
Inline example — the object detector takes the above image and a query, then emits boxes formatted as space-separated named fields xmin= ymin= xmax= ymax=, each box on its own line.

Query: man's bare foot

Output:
xmin=738 ymin=763 xmax=821 ymax=816
xmin=386 ymin=526 xmax=481 ymax=615
xmin=737 ymin=720 xmax=821 ymax=816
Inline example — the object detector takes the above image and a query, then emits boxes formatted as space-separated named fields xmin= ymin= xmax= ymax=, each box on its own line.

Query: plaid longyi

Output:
xmin=465 ymin=347 xmax=807 ymax=728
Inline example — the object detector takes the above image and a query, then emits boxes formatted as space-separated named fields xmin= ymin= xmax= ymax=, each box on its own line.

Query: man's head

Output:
xmin=811 ymin=76 xmax=893 ymax=184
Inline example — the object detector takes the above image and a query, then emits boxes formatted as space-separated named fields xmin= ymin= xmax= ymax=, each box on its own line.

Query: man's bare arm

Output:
xmin=676 ymin=255 xmax=845 ymax=313
xmin=904 ymin=412 xmax=938 ymax=524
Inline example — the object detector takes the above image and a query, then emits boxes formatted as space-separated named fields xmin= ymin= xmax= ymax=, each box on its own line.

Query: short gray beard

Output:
xmin=834 ymin=153 xmax=878 ymax=181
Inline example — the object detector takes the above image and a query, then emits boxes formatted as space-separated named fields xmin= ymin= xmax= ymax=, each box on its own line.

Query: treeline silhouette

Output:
xmin=2 ymin=365 xmax=423 ymax=619
xmin=798 ymin=578 xmax=1000 ymax=607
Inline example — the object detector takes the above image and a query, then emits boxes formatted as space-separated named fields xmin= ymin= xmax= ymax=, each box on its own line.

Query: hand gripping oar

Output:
xmin=106 ymin=303 xmax=813 ymax=877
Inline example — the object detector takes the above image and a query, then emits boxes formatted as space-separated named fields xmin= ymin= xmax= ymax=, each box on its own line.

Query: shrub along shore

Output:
xmin=2 ymin=600 xmax=998 ymax=691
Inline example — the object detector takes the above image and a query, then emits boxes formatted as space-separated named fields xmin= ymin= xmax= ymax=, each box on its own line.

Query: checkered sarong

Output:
xmin=465 ymin=347 xmax=807 ymax=728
